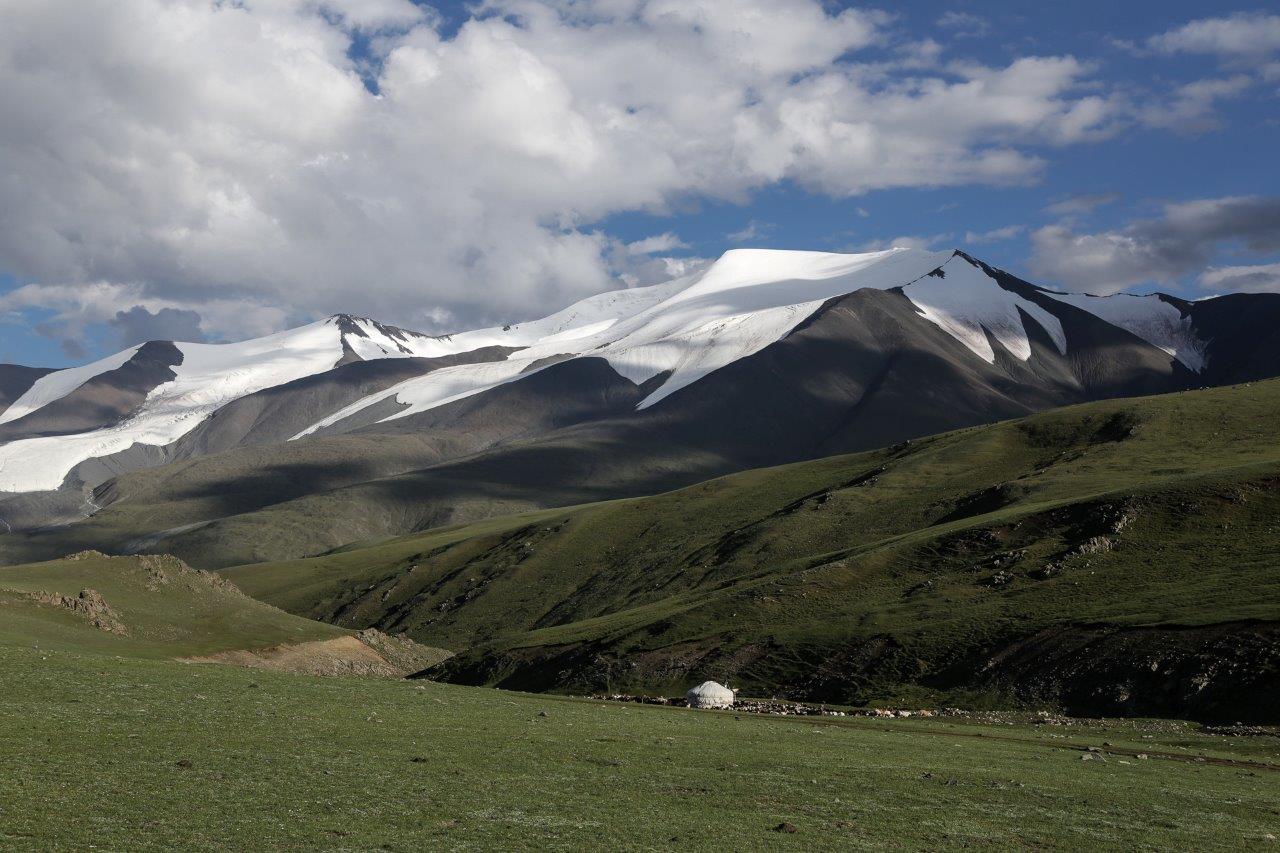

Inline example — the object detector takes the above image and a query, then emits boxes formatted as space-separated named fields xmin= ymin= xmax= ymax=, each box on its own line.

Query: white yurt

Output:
xmin=685 ymin=681 xmax=736 ymax=709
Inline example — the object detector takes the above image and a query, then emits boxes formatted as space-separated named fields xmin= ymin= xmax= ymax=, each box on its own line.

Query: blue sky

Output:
xmin=2 ymin=1 xmax=1278 ymax=366
xmin=598 ymin=2 xmax=1280 ymax=273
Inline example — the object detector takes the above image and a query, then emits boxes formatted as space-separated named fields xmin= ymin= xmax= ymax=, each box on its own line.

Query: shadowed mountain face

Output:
xmin=0 ymin=365 xmax=56 ymax=413
xmin=1179 ymin=294 xmax=1280 ymax=384
xmin=971 ymin=255 xmax=1280 ymax=388
xmin=0 ymin=342 xmax=183 ymax=444
xmin=1 ymin=250 xmax=1279 ymax=567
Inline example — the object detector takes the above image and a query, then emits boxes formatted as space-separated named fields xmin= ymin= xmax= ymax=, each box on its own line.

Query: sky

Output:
xmin=1 ymin=1 xmax=1278 ymax=367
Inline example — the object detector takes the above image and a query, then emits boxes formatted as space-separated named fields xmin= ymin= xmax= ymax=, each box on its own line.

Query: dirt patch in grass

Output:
xmin=184 ymin=636 xmax=401 ymax=678
xmin=185 ymin=631 xmax=451 ymax=679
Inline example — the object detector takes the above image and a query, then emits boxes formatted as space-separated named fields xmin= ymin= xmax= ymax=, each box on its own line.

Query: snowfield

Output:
xmin=0 ymin=320 xmax=352 ymax=491
xmin=1043 ymin=291 xmax=1205 ymax=371
xmin=299 ymin=247 xmax=958 ymax=433
xmin=903 ymin=256 xmax=1067 ymax=363
xmin=0 ymin=247 xmax=1212 ymax=494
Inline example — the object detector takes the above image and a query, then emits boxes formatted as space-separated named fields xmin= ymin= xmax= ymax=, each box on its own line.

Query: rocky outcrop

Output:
xmin=20 ymin=587 xmax=127 ymax=635
xmin=356 ymin=628 xmax=452 ymax=675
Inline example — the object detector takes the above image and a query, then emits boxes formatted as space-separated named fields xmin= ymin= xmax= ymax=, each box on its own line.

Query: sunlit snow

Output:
xmin=0 ymin=247 xmax=1213 ymax=494
xmin=1043 ymin=291 xmax=1205 ymax=371
xmin=0 ymin=321 xmax=346 ymax=491
xmin=903 ymin=256 xmax=1066 ymax=363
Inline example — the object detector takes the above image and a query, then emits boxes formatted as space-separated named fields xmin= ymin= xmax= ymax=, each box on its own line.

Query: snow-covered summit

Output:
xmin=296 ymin=248 xmax=957 ymax=434
xmin=0 ymin=246 xmax=1218 ymax=495
xmin=297 ymin=246 xmax=1140 ymax=435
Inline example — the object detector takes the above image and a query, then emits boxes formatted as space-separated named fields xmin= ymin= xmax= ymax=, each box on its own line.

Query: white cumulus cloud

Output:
xmin=1146 ymin=12 xmax=1280 ymax=59
xmin=0 ymin=0 xmax=1132 ymax=345
xmin=964 ymin=225 xmax=1025 ymax=244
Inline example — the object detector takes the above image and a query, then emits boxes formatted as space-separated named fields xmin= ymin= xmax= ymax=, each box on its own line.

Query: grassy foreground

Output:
xmin=1 ymin=642 xmax=1278 ymax=851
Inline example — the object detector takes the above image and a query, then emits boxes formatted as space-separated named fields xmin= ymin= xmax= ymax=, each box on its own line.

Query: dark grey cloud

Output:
xmin=59 ymin=338 xmax=88 ymax=361
xmin=33 ymin=321 xmax=88 ymax=361
xmin=1030 ymin=196 xmax=1280 ymax=294
xmin=109 ymin=306 xmax=206 ymax=347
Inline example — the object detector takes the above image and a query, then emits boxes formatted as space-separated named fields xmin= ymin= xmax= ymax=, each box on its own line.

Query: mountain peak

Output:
xmin=7 ymin=246 xmax=1275 ymax=498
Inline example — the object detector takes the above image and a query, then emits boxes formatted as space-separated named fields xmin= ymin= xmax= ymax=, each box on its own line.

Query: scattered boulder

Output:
xmin=1074 ymin=537 xmax=1113 ymax=556
xmin=1029 ymin=563 xmax=1060 ymax=580
xmin=905 ymin=579 xmax=934 ymax=597
xmin=593 ymin=693 xmax=672 ymax=706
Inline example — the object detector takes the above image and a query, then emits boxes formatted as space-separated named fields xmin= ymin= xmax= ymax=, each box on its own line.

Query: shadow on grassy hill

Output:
xmin=225 ymin=380 xmax=1280 ymax=721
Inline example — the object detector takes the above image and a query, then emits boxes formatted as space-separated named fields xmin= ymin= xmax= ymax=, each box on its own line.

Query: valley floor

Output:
xmin=1 ymin=644 xmax=1277 ymax=851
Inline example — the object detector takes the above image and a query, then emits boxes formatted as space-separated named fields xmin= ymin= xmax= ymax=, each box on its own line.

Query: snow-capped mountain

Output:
xmin=288 ymin=248 xmax=1228 ymax=438
xmin=0 ymin=315 xmax=449 ymax=492
xmin=1 ymin=247 xmax=1279 ymax=564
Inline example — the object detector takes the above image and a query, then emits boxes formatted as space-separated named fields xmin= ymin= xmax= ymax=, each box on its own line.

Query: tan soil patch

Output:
xmin=184 ymin=636 xmax=403 ymax=678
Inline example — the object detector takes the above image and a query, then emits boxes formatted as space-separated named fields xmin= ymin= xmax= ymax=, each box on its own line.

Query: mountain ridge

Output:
xmin=3 ymin=247 xmax=1280 ymax=567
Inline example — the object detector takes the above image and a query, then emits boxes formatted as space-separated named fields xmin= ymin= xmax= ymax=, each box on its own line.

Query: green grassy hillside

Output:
xmin=0 ymin=550 xmax=451 ymax=679
xmin=0 ymin=551 xmax=345 ymax=658
xmin=225 ymin=380 xmax=1280 ymax=720
xmin=3 ymin=642 xmax=1279 ymax=850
